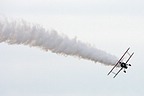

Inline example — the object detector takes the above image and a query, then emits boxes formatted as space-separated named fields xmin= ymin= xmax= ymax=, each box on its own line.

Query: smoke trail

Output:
xmin=0 ymin=17 xmax=118 ymax=65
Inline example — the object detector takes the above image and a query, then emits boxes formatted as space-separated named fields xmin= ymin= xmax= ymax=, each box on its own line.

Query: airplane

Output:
xmin=107 ymin=47 xmax=134 ymax=78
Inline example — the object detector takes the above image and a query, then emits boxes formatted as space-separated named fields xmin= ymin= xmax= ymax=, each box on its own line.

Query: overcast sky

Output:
xmin=0 ymin=0 xmax=144 ymax=96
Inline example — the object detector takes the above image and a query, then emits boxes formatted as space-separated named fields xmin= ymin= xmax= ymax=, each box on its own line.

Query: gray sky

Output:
xmin=0 ymin=0 xmax=144 ymax=96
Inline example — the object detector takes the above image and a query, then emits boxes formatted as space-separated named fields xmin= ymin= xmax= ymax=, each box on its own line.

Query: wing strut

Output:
xmin=125 ymin=52 xmax=134 ymax=63
xmin=113 ymin=68 xmax=123 ymax=78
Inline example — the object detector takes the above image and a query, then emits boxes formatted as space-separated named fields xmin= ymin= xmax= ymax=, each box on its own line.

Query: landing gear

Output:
xmin=124 ymin=70 xmax=126 ymax=73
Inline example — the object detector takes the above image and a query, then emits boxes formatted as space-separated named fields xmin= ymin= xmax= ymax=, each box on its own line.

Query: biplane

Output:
xmin=107 ymin=47 xmax=134 ymax=78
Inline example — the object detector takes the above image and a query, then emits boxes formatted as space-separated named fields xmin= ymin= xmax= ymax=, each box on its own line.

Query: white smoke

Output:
xmin=0 ymin=17 xmax=118 ymax=65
